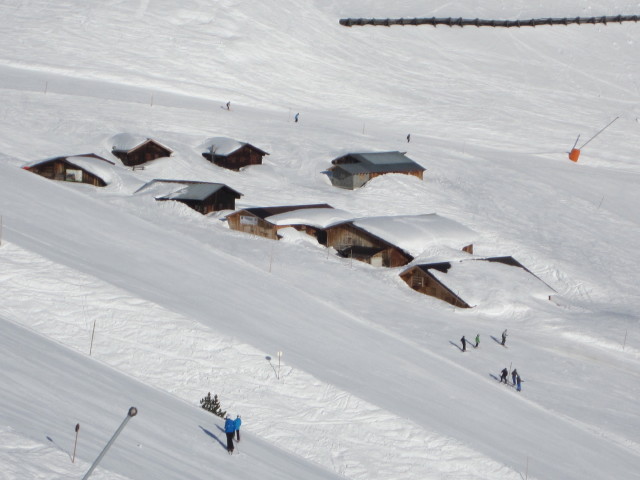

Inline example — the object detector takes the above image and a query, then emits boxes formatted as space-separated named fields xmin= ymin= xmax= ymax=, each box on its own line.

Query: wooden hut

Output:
xmin=111 ymin=134 xmax=173 ymax=167
xmin=400 ymin=256 xmax=555 ymax=308
xmin=325 ymin=151 xmax=425 ymax=189
xmin=324 ymin=214 xmax=476 ymax=268
xmin=136 ymin=180 xmax=242 ymax=214
xmin=226 ymin=204 xmax=332 ymax=240
xmin=200 ymin=137 xmax=269 ymax=171
xmin=325 ymin=221 xmax=412 ymax=267
xmin=23 ymin=154 xmax=114 ymax=187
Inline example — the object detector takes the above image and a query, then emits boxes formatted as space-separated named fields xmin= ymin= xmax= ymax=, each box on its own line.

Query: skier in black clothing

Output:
xmin=500 ymin=368 xmax=508 ymax=383
xmin=501 ymin=329 xmax=508 ymax=346
xmin=460 ymin=335 xmax=467 ymax=352
xmin=511 ymin=369 xmax=518 ymax=385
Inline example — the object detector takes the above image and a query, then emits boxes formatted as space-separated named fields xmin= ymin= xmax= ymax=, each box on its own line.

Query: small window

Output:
xmin=65 ymin=169 xmax=83 ymax=182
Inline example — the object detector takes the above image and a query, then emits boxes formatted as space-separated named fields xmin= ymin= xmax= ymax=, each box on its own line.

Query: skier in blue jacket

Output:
xmin=224 ymin=415 xmax=236 ymax=453
xmin=234 ymin=415 xmax=242 ymax=442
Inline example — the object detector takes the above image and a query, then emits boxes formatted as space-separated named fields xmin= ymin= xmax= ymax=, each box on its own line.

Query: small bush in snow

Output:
xmin=200 ymin=392 xmax=226 ymax=418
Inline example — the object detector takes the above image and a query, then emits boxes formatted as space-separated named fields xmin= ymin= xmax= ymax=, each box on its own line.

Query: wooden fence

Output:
xmin=339 ymin=15 xmax=639 ymax=28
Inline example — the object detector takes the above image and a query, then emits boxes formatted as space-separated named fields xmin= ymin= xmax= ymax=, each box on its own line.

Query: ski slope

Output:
xmin=0 ymin=1 xmax=639 ymax=479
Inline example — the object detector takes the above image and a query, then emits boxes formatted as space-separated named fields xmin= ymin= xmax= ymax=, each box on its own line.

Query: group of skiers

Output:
xmin=224 ymin=414 xmax=242 ymax=454
xmin=500 ymin=367 xmax=522 ymax=391
xmin=459 ymin=330 xmax=523 ymax=392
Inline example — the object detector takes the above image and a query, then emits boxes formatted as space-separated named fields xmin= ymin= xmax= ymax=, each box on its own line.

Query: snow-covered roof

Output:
xmin=111 ymin=133 xmax=172 ymax=153
xmin=266 ymin=208 xmax=354 ymax=229
xmin=237 ymin=204 xmax=332 ymax=220
xmin=158 ymin=183 xmax=240 ymax=201
xmin=25 ymin=154 xmax=115 ymax=184
xmin=199 ymin=137 xmax=268 ymax=157
xmin=111 ymin=133 xmax=148 ymax=152
xmin=350 ymin=214 xmax=477 ymax=257
xmin=331 ymin=151 xmax=425 ymax=175
xmin=424 ymin=258 xmax=554 ymax=307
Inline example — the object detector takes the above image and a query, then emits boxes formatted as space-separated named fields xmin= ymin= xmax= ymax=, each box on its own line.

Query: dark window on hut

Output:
xmin=66 ymin=169 xmax=83 ymax=182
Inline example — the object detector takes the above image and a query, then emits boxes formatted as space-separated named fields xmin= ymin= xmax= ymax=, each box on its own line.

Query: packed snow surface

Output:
xmin=0 ymin=0 xmax=639 ymax=479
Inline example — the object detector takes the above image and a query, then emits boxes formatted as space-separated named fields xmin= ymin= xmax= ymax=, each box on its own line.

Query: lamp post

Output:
xmin=82 ymin=407 xmax=138 ymax=480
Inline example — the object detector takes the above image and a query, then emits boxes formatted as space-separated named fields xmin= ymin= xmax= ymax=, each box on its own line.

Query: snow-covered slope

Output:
xmin=0 ymin=1 xmax=639 ymax=479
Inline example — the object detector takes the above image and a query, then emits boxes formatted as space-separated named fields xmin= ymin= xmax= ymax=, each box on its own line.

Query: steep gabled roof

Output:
xmin=199 ymin=137 xmax=269 ymax=157
xmin=111 ymin=134 xmax=173 ymax=154
xmin=330 ymin=151 xmax=424 ymax=175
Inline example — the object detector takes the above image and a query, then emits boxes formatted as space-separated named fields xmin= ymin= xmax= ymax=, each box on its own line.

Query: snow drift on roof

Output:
xmin=199 ymin=137 xmax=246 ymax=156
xmin=266 ymin=208 xmax=354 ymax=229
xmin=110 ymin=133 xmax=149 ymax=152
xmin=352 ymin=214 xmax=477 ymax=257
xmin=428 ymin=259 xmax=554 ymax=308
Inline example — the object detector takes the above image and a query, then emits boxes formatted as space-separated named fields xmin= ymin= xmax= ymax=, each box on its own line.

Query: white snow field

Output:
xmin=1 ymin=0 xmax=639 ymax=479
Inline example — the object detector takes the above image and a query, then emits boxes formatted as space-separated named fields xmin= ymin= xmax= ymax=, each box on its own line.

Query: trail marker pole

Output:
xmin=0 ymin=215 xmax=3 ymax=247
xmin=89 ymin=320 xmax=96 ymax=356
xmin=525 ymin=456 xmax=529 ymax=480
xmin=44 ymin=81 xmax=48 ymax=95
xmin=72 ymin=423 xmax=80 ymax=463
xmin=277 ymin=351 xmax=283 ymax=380
xmin=82 ymin=407 xmax=138 ymax=480
xmin=623 ymin=330 xmax=628 ymax=351
xmin=150 ymin=93 xmax=154 ymax=107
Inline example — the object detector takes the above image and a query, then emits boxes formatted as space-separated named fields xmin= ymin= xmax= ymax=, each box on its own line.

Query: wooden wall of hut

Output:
xmin=205 ymin=145 xmax=264 ymax=171
xmin=227 ymin=212 xmax=278 ymax=239
xmin=400 ymin=267 xmax=470 ymax=308
xmin=327 ymin=223 xmax=412 ymax=267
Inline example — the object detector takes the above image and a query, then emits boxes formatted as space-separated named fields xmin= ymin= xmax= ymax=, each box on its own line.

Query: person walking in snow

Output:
xmin=511 ymin=369 xmax=518 ymax=386
xmin=224 ymin=415 xmax=236 ymax=453
xmin=516 ymin=375 xmax=522 ymax=392
xmin=406 ymin=133 xmax=411 ymax=143
xmin=234 ymin=415 xmax=242 ymax=442
xmin=500 ymin=367 xmax=508 ymax=383
xmin=460 ymin=335 xmax=467 ymax=352
xmin=226 ymin=101 xmax=231 ymax=110
xmin=501 ymin=329 xmax=508 ymax=346
xmin=474 ymin=334 xmax=480 ymax=348
xmin=294 ymin=112 xmax=299 ymax=123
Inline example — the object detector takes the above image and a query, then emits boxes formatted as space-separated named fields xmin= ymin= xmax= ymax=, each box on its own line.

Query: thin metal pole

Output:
xmin=72 ymin=423 xmax=80 ymax=463
xmin=623 ymin=330 xmax=628 ymax=350
xmin=571 ymin=134 xmax=580 ymax=150
xmin=579 ymin=117 xmax=619 ymax=149
xmin=89 ymin=320 xmax=96 ymax=356
xmin=82 ymin=407 xmax=138 ymax=480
